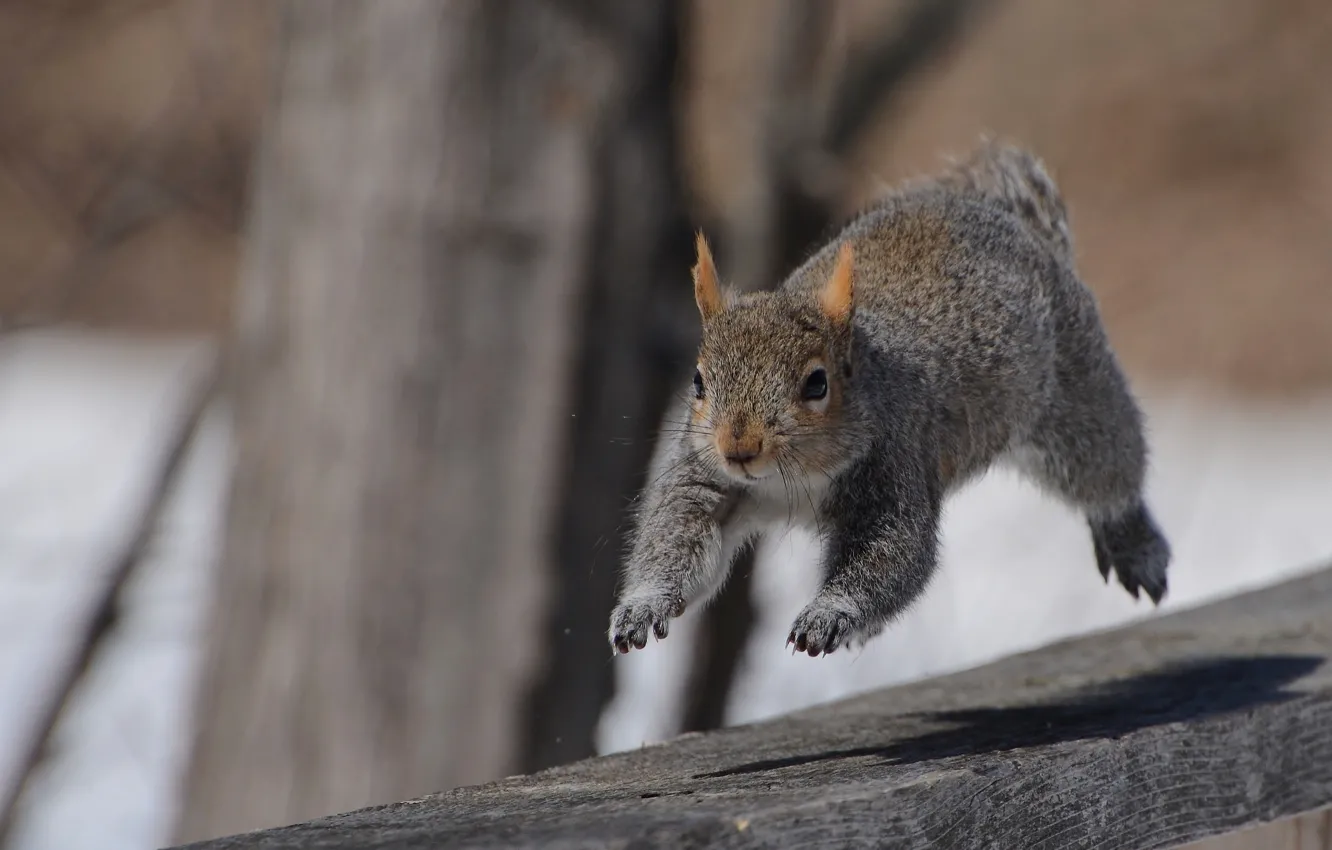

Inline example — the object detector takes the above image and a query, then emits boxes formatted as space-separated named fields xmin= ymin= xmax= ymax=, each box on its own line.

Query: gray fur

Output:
xmin=609 ymin=142 xmax=1171 ymax=658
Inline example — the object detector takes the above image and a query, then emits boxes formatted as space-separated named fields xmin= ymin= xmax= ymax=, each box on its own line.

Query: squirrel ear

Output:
xmin=821 ymin=241 xmax=854 ymax=324
xmin=692 ymin=231 xmax=724 ymax=321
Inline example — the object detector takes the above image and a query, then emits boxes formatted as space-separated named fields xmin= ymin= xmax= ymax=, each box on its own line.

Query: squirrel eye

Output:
xmin=802 ymin=368 xmax=828 ymax=401
xmin=693 ymin=368 xmax=706 ymax=400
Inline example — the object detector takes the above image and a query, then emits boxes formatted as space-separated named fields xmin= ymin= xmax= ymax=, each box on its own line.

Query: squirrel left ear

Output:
xmin=692 ymin=231 xmax=724 ymax=321
xmin=821 ymin=242 xmax=854 ymax=324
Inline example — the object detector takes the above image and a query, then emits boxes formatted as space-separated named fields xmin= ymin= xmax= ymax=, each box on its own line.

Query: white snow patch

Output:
xmin=4 ymin=401 xmax=231 ymax=850
xmin=0 ymin=329 xmax=214 ymax=833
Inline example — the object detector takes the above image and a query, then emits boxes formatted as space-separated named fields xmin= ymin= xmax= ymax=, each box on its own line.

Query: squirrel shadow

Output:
xmin=697 ymin=654 xmax=1324 ymax=779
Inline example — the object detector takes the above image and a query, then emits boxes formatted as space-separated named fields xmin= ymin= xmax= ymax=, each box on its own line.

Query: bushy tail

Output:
xmin=940 ymin=138 xmax=1073 ymax=260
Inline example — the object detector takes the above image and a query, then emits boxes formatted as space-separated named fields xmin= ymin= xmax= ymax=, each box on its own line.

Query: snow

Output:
xmin=3 ymin=399 xmax=230 ymax=850
xmin=0 ymin=329 xmax=215 ymax=849
xmin=2 ymin=327 xmax=1331 ymax=848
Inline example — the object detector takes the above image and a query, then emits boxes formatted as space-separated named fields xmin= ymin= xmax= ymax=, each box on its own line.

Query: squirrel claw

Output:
xmin=609 ymin=595 xmax=680 ymax=655
xmin=788 ymin=601 xmax=857 ymax=658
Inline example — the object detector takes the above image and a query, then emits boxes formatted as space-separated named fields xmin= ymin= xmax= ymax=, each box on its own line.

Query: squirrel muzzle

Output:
xmin=716 ymin=421 xmax=768 ymax=479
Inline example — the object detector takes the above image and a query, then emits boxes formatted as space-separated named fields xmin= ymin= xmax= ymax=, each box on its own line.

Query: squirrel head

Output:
xmin=687 ymin=232 xmax=856 ymax=485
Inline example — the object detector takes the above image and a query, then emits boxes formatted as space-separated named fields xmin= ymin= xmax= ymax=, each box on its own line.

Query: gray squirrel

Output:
xmin=609 ymin=140 xmax=1171 ymax=658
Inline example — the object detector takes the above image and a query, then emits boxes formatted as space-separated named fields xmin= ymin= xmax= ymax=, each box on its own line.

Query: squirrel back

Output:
xmin=933 ymin=139 xmax=1073 ymax=261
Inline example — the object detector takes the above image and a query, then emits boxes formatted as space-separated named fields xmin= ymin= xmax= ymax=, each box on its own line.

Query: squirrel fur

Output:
xmin=609 ymin=140 xmax=1171 ymax=658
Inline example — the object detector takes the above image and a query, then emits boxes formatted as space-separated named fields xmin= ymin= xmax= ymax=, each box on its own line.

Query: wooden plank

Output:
xmin=175 ymin=561 xmax=1332 ymax=849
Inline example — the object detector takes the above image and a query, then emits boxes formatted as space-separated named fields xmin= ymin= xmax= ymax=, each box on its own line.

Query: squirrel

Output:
xmin=609 ymin=140 xmax=1171 ymax=658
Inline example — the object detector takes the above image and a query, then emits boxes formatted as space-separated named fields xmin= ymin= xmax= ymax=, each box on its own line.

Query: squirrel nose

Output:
xmin=724 ymin=441 xmax=763 ymax=465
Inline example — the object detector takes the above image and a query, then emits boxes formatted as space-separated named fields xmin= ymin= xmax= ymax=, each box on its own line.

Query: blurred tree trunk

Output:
xmin=175 ymin=2 xmax=612 ymax=840
xmin=520 ymin=0 xmax=698 ymax=773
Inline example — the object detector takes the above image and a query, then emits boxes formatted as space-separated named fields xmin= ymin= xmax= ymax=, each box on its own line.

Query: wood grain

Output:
xmin=174 ymin=562 xmax=1332 ymax=849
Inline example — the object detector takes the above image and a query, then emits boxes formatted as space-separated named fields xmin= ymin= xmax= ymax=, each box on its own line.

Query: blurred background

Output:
xmin=1 ymin=1 xmax=1330 ymax=848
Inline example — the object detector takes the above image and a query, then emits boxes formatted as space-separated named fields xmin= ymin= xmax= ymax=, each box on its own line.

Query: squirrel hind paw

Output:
xmin=1090 ymin=505 xmax=1171 ymax=605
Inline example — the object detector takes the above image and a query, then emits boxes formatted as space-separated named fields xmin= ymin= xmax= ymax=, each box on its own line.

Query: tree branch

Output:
xmin=826 ymin=0 xmax=989 ymax=158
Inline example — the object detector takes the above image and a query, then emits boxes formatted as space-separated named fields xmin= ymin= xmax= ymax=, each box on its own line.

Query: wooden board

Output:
xmin=175 ymin=561 xmax=1332 ymax=849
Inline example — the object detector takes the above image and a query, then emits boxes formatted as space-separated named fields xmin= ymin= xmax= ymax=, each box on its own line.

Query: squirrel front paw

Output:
xmin=609 ymin=594 xmax=684 ymax=654
xmin=787 ymin=600 xmax=862 ymax=657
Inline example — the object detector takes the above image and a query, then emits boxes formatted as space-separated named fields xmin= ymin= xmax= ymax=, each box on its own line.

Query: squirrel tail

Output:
xmin=941 ymin=137 xmax=1073 ymax=260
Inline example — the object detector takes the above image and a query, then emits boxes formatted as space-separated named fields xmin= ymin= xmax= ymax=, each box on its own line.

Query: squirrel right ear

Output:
xmin=692 ymin=231 xmax=724 ymax=321
xmin=821 ymin=241 xmax=855 ymax=324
